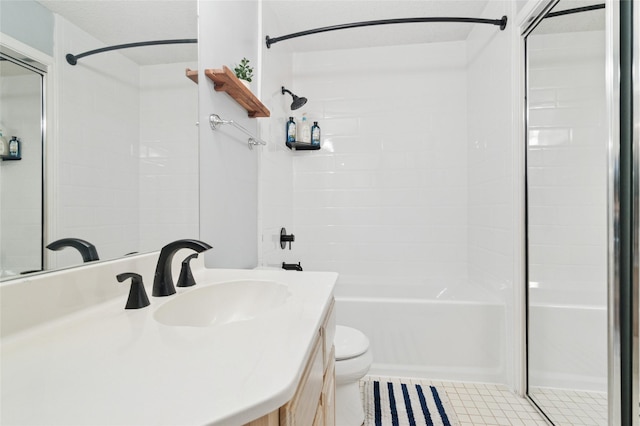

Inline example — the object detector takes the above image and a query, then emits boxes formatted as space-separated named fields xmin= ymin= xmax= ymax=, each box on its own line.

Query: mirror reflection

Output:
xmin=525 ymin=0 xmax=607 ymax=423
xmin=0 ymin=0 xmax=199 ymax=280
xmin=0 ymin=50 xmax=44 ymax=277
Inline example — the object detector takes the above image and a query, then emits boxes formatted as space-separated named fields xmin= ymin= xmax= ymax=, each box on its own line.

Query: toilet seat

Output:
xmin=335 ymin=325 xmax=370 ymax=361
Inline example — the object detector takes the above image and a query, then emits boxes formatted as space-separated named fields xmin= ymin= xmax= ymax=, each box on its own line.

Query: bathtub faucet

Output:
xmin=282 ymin=262 xmax=303 ymax=271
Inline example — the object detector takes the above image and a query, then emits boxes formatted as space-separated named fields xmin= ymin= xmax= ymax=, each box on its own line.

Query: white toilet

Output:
xmin=334 ymin=325 xmax=373 ymax=426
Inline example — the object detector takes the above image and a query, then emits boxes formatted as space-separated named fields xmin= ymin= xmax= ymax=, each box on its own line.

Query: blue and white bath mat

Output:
xmin=364 ymin=380 xmax=458 ymax=426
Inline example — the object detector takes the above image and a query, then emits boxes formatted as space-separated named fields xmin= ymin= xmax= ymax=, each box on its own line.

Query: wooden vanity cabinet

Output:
xmin=245 ymin=300 xmax=335 ymax=426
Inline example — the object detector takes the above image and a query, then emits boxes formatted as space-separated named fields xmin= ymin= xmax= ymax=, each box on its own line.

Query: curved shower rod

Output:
xmin=65 ymin=38 xmax=197 ymax=65
xmin=265 ymin=16 xmax=508 ymax=48
xmin=544 ymin=3 xmax=604 ymax=19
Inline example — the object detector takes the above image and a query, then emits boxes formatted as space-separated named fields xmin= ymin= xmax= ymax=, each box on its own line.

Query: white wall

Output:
xmin=138 ymin=61 xmax=199 ymax=252
xmin=466 ymin=0 xmax=515 ymax=386
xmin=291 ymin=42 xmax=469 ymax=285
xmin=198 ymin=1 xmax=261 ymax=268
xmin=0 ymin=72 xmax=43 ymax=277
xmin=258 ymin=4 xmax=295 ymax=268
xmin=0 ymin=0 xmax=54 ymax=56
xmin=467 ymin=1 xmax=515 ymax=300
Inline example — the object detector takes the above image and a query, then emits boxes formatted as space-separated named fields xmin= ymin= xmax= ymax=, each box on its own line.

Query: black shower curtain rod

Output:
xmin=65 ymin=38 xmax=197 ymax=65
xmin=265 ymin=15 xmax=508 ymax=48
xmin=545 ymin=3 xmax=605 ymax=19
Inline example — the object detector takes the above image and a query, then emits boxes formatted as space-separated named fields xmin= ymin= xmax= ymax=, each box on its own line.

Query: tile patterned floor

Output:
xmin=360 ymin=376 xmax=624 ymax=425
xmin=361 ymin=375 xmax=551 ymax=425
xmin=527 ymin=387 xmax=607 ymax=425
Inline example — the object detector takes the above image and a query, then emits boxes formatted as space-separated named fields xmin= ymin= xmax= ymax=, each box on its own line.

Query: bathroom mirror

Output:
xmin=0 ymin=0 xmax=199 ymax=280
xmin=524 ymin=0 xmax=608 ymax=423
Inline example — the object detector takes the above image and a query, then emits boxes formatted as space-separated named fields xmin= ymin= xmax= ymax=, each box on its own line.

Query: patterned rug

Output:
xmin=363 ymin=380 xmax=458 ymax=426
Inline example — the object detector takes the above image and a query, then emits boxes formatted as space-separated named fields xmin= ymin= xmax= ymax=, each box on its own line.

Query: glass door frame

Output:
xmin=0 ymin=43 xmax=48 ymax=275
xmin=519 ymin=0 xmax=639 ymax=424
xmin=608 ymin=0 xmax=638 ymax=424
xmin=0 ymin=33 xmax=55 ymax=276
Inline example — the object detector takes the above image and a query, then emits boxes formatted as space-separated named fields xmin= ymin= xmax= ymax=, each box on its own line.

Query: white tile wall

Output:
xmin=466 ymin=1 xmax=514 ymax=297
xmin=258 ymin=8 xmax=295 ymax=268
xmin=138 ymin=62 xmax=199 ymax=252
xmin=0 ymin=72 xmax=43 ymax=277
xmin=465 ymin=0 xmax=514 ymax=387
xmin=291 ymin=41 xmax=469 ymax=282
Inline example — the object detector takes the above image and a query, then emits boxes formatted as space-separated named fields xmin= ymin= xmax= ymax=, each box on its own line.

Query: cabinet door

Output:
xmin=243 ymin=409 xmax=279 ymax=426
xmin=323 ymin=348 xmax=336 ymax=426
xmin=313 ymin=404 xmax=325 ymax=426
xmin=321 ymin=299 xmax=336 ymax=368
xmin=280 ymin=337 xmax=323 ymax=426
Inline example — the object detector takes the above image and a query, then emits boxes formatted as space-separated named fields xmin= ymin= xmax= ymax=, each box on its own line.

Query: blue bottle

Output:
xmin=8 ymin=136 xmax=20 ymax=158
xmin=311 ymin=121 xmax=321 ymax=147
xmin=286 ymin=117 xmax=296 ymax=144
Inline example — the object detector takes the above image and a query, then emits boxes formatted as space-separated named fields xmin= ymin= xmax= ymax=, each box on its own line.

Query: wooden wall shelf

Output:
xmin=185 ymin=66 xmax=270 ymax=118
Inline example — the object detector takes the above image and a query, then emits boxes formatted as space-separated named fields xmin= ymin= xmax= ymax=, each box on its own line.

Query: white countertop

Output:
xmin=1 ymin=266 xmax=337 ymax=425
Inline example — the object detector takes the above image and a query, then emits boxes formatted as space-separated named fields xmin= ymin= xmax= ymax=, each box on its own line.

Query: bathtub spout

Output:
xmin=282 ymin=262 xmax=303 ymax=271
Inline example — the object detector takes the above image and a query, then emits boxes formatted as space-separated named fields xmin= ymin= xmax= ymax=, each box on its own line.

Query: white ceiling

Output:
xmin=532 ymin=0 xmax=605 ymax=35
xmin=38 ymin=0 xmax=496 ymax=65
xmin=38 ymin=0 xmax=198 ymax=65
xmin=263 ymin=0 xmax=492 ymax=52
xmin=37 ymin=0 xmax=606 ymax=65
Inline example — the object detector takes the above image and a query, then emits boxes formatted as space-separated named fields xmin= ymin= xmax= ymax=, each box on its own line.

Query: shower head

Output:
xmin=281 ymin=86 xmax=308 ymax=110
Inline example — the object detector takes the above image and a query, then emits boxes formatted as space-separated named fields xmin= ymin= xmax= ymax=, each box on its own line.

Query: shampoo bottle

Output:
xmin=8 ymin=136 xmax=20 ymax=158
xmin=311 ymin=121 xmax=321 ymax=147
xmin=299 ymin=114 xmax=311 ymax=143
xmin=286 ymin=117 xmax=296 ymax=144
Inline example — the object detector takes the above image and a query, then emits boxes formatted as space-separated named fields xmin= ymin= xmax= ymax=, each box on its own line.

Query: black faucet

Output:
xmin=46 ymin=238 xmax=100 ymax=262
xmin=282 ymin=262 xmax=303 ymax=271
xmin=152 ymin=239 xmax=212 ymax=297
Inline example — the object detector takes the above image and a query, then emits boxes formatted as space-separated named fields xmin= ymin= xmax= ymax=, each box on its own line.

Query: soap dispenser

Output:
xmin=117 ymin=272 xmax=150 ymax=309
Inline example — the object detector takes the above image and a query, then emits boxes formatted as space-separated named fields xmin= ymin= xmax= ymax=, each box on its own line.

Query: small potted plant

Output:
xmin=234 ymin=57 xmax=253 ymax=89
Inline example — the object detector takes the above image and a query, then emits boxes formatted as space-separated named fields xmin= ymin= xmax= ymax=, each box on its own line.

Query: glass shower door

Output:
xmin=0 ymin=49 xmax=45 ymax=278
xmin=525 ymin=1 xmax=609 ymax=423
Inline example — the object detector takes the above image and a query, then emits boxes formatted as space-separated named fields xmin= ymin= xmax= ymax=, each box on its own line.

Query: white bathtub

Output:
xmin=333 ymin=278 xmax=506 ymax=384
xmin=528 ymin=287 xmax=607 ymax=393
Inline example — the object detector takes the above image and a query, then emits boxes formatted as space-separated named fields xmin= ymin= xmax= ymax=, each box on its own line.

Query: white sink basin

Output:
xmin=153 ymin=280 xmax=290 ymax=327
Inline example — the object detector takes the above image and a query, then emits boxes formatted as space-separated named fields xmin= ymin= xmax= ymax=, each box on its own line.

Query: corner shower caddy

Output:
xmin=286 ymin=141 xmax=321 ymax=151
xmin=185 ymin=66 xmax=270 ymax=118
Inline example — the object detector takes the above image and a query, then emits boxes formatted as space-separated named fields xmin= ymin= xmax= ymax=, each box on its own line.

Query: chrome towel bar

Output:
xmin=209 ymin=113 xmax=267 ymax=150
